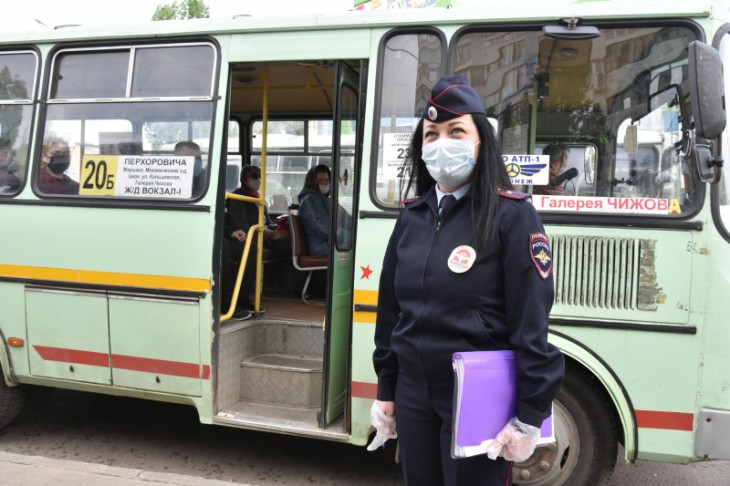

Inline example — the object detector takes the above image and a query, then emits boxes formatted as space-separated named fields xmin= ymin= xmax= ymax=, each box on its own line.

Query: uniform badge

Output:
xmin=427 ymin=106 xmax=438 ymax=121
xmin=448 ymin=245 xmax=476 ymax=273
xmin=530 ymin=232 xmax=552 ymax=279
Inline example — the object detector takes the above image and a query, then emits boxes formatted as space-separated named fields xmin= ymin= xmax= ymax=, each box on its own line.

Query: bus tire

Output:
xmin=0 ymin=377 xmax=28 ymax=431
xmin=513 ymin=366 xmax=618 ymax=486
xmin=12 ymin=385 xmax=54 ymax=425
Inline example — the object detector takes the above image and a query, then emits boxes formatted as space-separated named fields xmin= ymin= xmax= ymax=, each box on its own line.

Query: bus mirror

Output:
xmin=584 ymin=145 xmax=596 ymax=184
xmin=688 ymin=41 xmax=726 ymax=139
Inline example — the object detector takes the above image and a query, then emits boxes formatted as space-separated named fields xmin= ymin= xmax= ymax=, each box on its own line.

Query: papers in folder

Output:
xmin=451 ymin=350 xmax=554 ymax=459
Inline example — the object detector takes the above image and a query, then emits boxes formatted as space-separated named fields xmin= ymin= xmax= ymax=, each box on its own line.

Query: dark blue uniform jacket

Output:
xmin=374 ymin=187 xmax=564 ymax=428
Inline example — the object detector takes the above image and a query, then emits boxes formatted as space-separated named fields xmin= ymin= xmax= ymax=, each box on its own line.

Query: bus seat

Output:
xmin=289 ymin=211 xmax=327 ymax=303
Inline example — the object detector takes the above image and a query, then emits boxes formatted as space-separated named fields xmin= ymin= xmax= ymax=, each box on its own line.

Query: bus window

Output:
xmin=0 ymin=51 xmax=38 ymax=196
xmin=225 ymin=120 xmax=242 ymax=192
xmin=374 ymin=30 xmax=445 ymax=207
xmin=35 ymin=43 xmax=217 ymax=200
xmin=248 ymin=119 xmax=333 ymax=207
xmin=452 ymin=26 xmax=699 ymax=217
xmin=534 ymin=143 xmax=598 ymax=196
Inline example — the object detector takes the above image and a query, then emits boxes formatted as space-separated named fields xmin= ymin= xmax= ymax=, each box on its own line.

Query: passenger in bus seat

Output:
xmin=371 ymin=75 xmax=564 ymax=486
xmin=173 ymin=141 xmax=206 ymax=197
xmin=297 ymin=164 xmax=332 ymax=300
xmin=533 ymin=142 xmax=571 ymax=195
xmin=224 ymin=165 xmax=292 ymax=315
xmin=37 ymin=137 xmax=79 ymax=195
xmin=0 ymin=138 xmax=21 ymax=192
xmin=298 ymin=164 xmax=332 ymax=257
xmin=228 ymin=165 xmax=291 ymax=259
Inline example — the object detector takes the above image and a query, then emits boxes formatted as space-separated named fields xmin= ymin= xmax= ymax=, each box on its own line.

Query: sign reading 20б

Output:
xmin=80 ymin=155 xmax=195 ymax=198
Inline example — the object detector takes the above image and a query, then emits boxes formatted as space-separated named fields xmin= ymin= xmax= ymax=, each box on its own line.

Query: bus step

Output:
xmin=240 ymin=353 xmax=322 ymax=408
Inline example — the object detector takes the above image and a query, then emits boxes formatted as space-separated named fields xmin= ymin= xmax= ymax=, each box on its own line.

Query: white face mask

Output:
xmin=319 ymin=183 xmax=330 ymax=195
xmin=421 ymin=138 xmax=479 ymax=187
xmin=246 ymin=178 xmax=261 ymax=191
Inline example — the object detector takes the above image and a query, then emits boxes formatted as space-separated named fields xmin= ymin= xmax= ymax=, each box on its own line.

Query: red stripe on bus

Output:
xmin=112 ymin=354 xmax=207 ymax=379
xmin=33 ymin=345 xmax=210 ymax=380
xmin=350 ymin=381 xmax=695 ymax=433
xmin=352 ymin=381 xmax=378 ymax=399
xmin=33 ymin=345 xmax=110 ymax=367
xmin=635 ymin=410 xmax=694 ymax=431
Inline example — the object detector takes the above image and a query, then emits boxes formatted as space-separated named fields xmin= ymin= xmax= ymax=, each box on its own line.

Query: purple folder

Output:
xmin=451 ymin=350 xmax=553 ymax=458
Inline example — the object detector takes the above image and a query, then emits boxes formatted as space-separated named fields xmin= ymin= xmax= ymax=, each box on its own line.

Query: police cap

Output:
xmin=423 ymin=75 xmax=486 ymax=123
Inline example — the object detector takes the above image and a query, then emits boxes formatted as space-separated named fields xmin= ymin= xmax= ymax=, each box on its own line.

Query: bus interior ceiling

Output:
xmin=215 ymin=61 xmax=344 ymax=437
xmin=229 ymin=62 xmax=337 ymax=113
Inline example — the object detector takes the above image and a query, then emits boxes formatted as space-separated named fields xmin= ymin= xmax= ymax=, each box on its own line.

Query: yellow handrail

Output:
xmin=221 ymin=65 xmax=270 ymax=322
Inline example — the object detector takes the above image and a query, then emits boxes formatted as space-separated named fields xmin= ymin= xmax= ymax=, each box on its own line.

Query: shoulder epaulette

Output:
xmin=497 ymin=188 xmax=530 ymax=200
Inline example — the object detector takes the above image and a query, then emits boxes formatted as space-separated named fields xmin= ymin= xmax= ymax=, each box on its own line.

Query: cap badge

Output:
xmin=447 ymin=245 xmax=477 ymax=273
xmin=427 ymin=106 xmax=438 ymax=121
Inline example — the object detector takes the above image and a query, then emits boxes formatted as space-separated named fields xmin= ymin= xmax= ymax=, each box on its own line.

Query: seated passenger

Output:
xmin=533 ymin=142 xmax=570 ymax=196
xmin=37 ymin=138 xmax=78 ymax=195
xmin=173 ymin=141 xmax=206 ymax=197
xmin=224 ymin=165 xmax=292 ymax=315
xmin=298 ymin=164 xmax=332 ymax=257
xmin=0 ymin=138 xmax=21 ymax=192
xmin=228 ymin=165 xmax=291 ymax=258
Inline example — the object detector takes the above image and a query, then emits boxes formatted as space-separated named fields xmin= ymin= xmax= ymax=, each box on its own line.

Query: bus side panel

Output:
xmin=109 ymin=295 xmax=202 ymax=396
xmin=26 ymin=289 xmax=111 ymax=385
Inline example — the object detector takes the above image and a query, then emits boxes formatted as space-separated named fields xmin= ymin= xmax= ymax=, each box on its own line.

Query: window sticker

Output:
xmin=502 ymin=154 xmax=549 ymax=186
xmin=80 ymin=154 xmax=195 ymax=198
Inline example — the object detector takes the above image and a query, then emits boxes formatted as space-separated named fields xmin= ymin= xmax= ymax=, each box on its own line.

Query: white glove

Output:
xmin=366 ymin=401 xmax=397 ymax=451
xmin=486 ymin=417 xmax=540 ymax=462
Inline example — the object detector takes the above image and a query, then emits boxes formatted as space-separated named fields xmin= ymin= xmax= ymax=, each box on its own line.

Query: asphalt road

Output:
xmin=0 ymin=388 xmax=728 ymax=485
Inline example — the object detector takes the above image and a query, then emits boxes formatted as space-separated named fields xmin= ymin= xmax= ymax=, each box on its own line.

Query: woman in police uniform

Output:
xmin=371 ymin=76 xmax=564 ymax=485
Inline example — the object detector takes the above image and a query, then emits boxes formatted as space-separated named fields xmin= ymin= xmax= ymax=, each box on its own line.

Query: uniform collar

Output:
xmin=407 ymin=184 xmax=472 ymax=212
xmin=435 ymin=182 xmax=472 ymax=208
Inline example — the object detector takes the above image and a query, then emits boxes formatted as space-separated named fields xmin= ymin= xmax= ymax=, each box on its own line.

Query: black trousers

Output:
xmin=395 ymin=369 xmax=512 ymax=486
xmin=222 ymin=238 xmax=256 ymax=310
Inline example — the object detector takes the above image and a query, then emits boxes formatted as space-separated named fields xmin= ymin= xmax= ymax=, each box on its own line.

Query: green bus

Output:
xmin=1 ymin=1 xmax=730 ymax=484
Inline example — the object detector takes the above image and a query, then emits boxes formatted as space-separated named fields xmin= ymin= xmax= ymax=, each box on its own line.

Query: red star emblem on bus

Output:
xmin=360 ymin=265 xmax=373 ymax=280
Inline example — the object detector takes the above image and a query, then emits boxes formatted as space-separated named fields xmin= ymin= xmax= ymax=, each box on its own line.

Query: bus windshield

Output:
xmin=376 ymin=25 xmax=699 ymax=217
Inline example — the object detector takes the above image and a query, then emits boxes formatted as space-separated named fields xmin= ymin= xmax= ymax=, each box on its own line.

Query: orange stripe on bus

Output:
xmin=635 ymin=410 xmax=694 ymax=431
xmin=352 ymin=381 xmax=378 ymax=399
xmin=353 ymin=289 xmax=378 ymax=305
xmin=0 ymin=264 xmax=210 ymax=293
xmin=353 ymin=289 xmax=378 ymax=324
xmin=33 ymin=345 xmax=210 ymax=380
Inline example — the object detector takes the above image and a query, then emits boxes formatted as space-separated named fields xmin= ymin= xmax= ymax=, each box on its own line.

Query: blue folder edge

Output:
xmin=451 ymin=350 xmax=554 ymax=459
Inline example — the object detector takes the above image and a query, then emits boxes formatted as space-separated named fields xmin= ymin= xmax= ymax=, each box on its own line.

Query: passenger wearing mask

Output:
xmin=298 ymin=164 xmax=332 ymax=257
xmin=37 ymin=138 xmax=78 ymax=195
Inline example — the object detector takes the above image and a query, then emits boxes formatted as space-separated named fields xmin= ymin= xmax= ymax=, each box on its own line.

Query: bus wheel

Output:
xmin=0 ymin=376 xmax=28 ymax=430
xmin=513 ymin=368 xmax=618 ymax=485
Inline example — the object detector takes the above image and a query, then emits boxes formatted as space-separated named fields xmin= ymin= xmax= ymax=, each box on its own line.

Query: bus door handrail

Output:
xmin=221 ymin=192 xmax=265 ymax=322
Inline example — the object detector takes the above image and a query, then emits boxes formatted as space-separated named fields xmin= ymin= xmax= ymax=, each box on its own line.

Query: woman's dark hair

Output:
xmin=400 ymin=113 xmax=512 ymax=250
xmin=304 ymin=164 xmax=332 ymax=189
